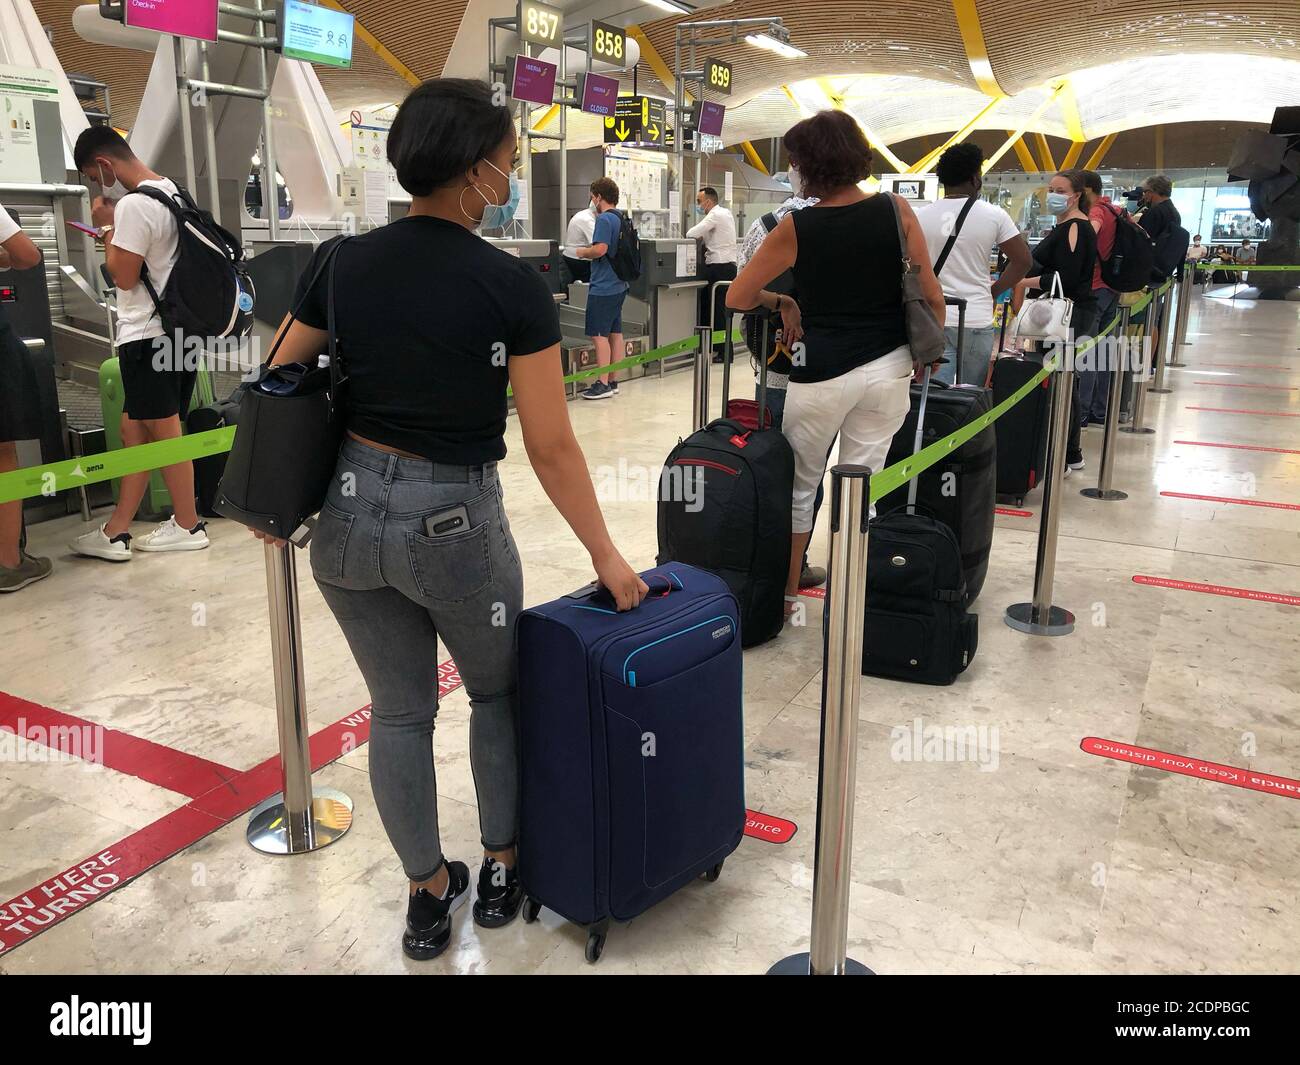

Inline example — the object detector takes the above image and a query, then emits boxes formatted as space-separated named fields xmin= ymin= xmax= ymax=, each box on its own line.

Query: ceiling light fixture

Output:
xmin=642 ymin=0 xmax=692 ymax=14
xmin=745 ymin=26 xmax=806 ymax=59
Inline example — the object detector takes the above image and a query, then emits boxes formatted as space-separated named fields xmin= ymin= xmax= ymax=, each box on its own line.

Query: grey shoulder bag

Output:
xmin=885 ymin=192 xmax=946 ymax=367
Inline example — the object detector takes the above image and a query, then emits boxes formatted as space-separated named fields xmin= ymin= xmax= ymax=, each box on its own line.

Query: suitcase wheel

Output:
xmin=585 ymin=928 xmax=607 ymax=964
xmin=522 ymin=897 xmax=541 ymax=924
xmin=702 ymin=860 xmax=724 ymax=883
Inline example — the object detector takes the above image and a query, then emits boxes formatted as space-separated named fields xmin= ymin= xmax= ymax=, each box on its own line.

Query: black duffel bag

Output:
xmin=214 ymin=238 xmax=349 ymax=541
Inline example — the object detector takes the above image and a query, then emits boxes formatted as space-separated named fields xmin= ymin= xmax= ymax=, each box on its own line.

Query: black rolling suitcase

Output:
xmin=990 ymin=353 xmax=1051 ymax=505
xmin=862 ymin=368 xmax=978 ymax=685
xmin=877 ymin=300 xmax=996 ymax=603
xmin=187 ymin=392 xmax=241 ymax=518
xmin=657 ymin=330 xmax=793 ymax=648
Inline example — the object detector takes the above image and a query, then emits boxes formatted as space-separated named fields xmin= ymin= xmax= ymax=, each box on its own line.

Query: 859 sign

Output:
xmin=706 ymin=57 xmax=732 ymax=95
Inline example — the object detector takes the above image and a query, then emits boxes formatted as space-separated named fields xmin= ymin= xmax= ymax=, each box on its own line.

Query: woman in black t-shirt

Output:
xmin=1014 ymin=169 xmax=1098 ymax=469
xmin=728 ymin=110 xmax=945 ymax=616
xmin=254 ymin=79 xmax=646 ymax=960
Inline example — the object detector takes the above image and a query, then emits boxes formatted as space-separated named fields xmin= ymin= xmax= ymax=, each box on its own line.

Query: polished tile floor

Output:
xmin=1 ymin=290 xmax=1296 ymax=974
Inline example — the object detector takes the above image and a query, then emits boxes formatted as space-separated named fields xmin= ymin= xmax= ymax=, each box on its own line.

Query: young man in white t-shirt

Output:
xmin=69 ymin=126 xmax=209 ymax=562
xmin=915 ymin=143 xmax=1031 ymax=386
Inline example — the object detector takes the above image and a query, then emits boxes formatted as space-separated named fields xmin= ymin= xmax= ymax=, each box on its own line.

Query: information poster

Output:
xmin=348 ymin=109 xmax=402 ymax=199
xmin=603 ymin=145 xmax=668 ymax=214
xmin=0 ymin=66 xmax=57 ymax=184
xmin=123 ymin=0 xmax=218 ymax=42
xmin=282 ymin=0 xmax=355 ymax=68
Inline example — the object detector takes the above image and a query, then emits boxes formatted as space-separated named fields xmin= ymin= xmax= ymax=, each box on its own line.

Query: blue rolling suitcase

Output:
xmin=517 ymin=563 xmax=746 ymax=963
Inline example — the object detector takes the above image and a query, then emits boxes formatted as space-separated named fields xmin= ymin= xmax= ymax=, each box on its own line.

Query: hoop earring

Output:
xmin=458 ymin=181 xmax=498 ymax=224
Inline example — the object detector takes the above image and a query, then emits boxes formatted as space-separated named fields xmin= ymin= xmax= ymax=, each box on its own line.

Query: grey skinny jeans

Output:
xmin=311 ymin=437 xmax=523 ymax=882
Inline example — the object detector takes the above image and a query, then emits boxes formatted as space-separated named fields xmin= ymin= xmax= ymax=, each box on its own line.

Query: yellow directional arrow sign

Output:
xmin=615 ymin=122 xmax=630 ymax=140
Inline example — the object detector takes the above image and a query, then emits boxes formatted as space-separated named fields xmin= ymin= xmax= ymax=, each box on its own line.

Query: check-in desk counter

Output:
xmin=631 ymin=239 xmax=705 ymax=371
xmin=484 ymin=238 xmax=566 ymax=299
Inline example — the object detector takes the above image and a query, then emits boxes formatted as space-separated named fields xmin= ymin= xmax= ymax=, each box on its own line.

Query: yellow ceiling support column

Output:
xmin=1006 ymin=132 xmax=1038 ymax=172
xmin=319 ymin=0 xmax=421 ymax=87
xmin=1060 ymin=141 xmax=1086 ymax=170
xmin=813 ymin=77 xmax=909 ymax=173
xmin=531 ymin=104 xmax=561 ymax=132
xmin=627 ymin=24 xmax=687 ymax=103
xmin=907 ymin=96 xmax=1005 ymax=174
xmin=739 ymin=141 xmax=770 ymax=176
xmin=982 ymin=84 xmax=1066 ymax=172
xmin=1083 ymin=133 xmax=1118 ymax=171
xmin=1056 ymin=79 xmax=1086 ymax=143
xmin=951 ymin=0 xmax=1008 ymax=97
xmin=1032 ymin=132 xmax=1057 ymax=173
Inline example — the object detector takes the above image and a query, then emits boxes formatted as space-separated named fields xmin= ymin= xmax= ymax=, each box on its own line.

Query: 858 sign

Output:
xmin=592 ymin=20 xmax=626 ymax=65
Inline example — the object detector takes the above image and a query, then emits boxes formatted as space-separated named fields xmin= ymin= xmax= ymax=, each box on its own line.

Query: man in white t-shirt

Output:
xmin=69 ymin=126 xmax=209 ymax=563
xmin=915 ymin=143 xmax=1031 ymax=385
xmin=562 ymin=203 xmax=596 ymax=284
xmin=686 ymin=187 xmax=738 ymax=360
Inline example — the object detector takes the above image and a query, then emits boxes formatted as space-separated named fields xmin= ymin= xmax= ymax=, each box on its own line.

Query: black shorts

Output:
xmin=118 ymin=337 xmax=196 ymax=421
xmin=0 ymin=317 xmax=43 ymax=443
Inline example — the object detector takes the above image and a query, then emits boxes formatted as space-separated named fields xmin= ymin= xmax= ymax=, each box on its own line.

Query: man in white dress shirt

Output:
xmin=686 ymin=186 xmax=738 ymax=360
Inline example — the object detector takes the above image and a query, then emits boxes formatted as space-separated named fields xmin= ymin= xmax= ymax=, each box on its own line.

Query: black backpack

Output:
xmin=608 ymin=210 xmax=642 ymax=283
xmin=657 ymin=419 xmax=793 ymax=648
xmin=860 ymin=509 xmax=978 ymax=685
xmin=127 ymin=184 xmax=256 ymax=344
xmin=1151 ymin=223 xmax=1191 ymax=282
xmin=1099 ymin=204 xmax=1156 ymax=293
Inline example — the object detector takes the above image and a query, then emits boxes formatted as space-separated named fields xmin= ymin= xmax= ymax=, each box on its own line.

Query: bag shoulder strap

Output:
xmin=884 ymin=192 xmax=911 ymax=273
xmin=760 ymin=211 xmax=780 ymax=234
xmin=261 ymin=236 xmax=351 ymax=370
xmin=933 ymin=195 xmax=977 ymax=278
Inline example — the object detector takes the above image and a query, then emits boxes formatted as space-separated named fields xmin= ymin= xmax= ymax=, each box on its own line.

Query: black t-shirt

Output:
xmin=1032 ymin=217 xmax=1098 ymax=305
xmin=789 ymin=196 xmax=908 ymax=384
xmin=291 ymin=216 xmax=561 ymax=464
xmin=1138 ymin=198 xmax=1181 ymax=243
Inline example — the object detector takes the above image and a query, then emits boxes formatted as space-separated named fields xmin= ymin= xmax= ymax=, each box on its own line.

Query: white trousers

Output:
xmin=782 ymin=346 xmax=913 ymax=533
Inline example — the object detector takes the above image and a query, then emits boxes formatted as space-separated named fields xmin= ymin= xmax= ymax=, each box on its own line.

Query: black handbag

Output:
xmin=214 ymin=239 xmax=350 ymax=541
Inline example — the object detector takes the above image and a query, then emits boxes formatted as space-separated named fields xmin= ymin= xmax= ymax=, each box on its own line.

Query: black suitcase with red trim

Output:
xmin=656 ymin=416 xmax=793 ymax=648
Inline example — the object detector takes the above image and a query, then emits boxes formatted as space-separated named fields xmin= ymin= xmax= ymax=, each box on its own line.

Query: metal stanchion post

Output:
xmin=692 ymin=325 xmax=712 ymax=431
xmin=1148 ymin=286 xmax=1173 ymax=394
xmin=1121 ymin=294 xmax=1156 ymax=436
xmin=714 ymin=280 xmax=733 ymax=414
xmin=1006 ymin=354 xmax=1076 ymax=637
xmin=1171 ymin=263 xmax=1192 ymax=363
xmin=1081 ymin=307 xmax=1131 ymax=502
xmin=770 ymin=465 xmax=874 ymax=977
xmin=247 ymin=542 xmax=353 ymax=854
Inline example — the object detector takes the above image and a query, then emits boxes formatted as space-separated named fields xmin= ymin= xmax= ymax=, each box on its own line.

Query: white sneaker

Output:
xmin=1067 ymin=458 xmax=1087 ymax=472
xmin=70 ymin=524 xmax=133 ymax=562
xmin=134 ymin=517 xmax=210 ymax=553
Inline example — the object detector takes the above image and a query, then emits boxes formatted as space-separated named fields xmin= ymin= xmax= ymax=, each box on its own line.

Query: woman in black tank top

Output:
xmin=728 ymin=110 xmax=945 ymax=613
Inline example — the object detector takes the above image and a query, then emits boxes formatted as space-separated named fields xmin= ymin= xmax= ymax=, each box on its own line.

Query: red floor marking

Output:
xmin=1186 ymin=406 xmax=1300 ymax=417
xmin=1132 ymin=574 xmax=1300 ymax=607
xmin=799 ymin=587 xmax=825 ymax=599
xmin=996 ymin=506 xmax=1035 ymax=517
xmin=1082 ymin=738 xmax=1299 ymax=801
xmin=1160 ymin=491 xmax=1300 ymax=511
xmin=0 ymin=660 xmax=464 ymax=958
xmin=744 ymin=809 xmax=797 ymax=844
xmin=1196 ymin=382 xmax=1298 ymax=391
xmin=1174 ymin=440 xmax=1300 ymax=455
xmin=0 ymin=692 xmax=238 ymax=799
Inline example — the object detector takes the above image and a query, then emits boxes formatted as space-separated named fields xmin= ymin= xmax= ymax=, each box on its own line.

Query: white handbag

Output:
xmin=1012 ymin=272 xmax=1074 ymax=343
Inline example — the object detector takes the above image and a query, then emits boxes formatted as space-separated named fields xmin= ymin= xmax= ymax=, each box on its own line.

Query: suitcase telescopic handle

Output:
xmin=565 ymin=573 xmax=677 ymax=608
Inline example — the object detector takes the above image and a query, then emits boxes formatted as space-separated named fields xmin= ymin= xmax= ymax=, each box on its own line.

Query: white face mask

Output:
xmin=788 ymin=164 xmax=804 ymax=198
xmin=97 ymin=163 xmax=127 ymax=202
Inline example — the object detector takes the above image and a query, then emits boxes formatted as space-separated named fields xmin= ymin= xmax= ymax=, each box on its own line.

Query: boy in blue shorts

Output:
xmin=573 ymin=176 xmax=627 ymax=400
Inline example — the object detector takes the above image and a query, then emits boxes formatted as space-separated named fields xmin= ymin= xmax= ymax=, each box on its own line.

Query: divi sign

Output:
xmin=124 ymin=0 xmax=219 ymax=42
